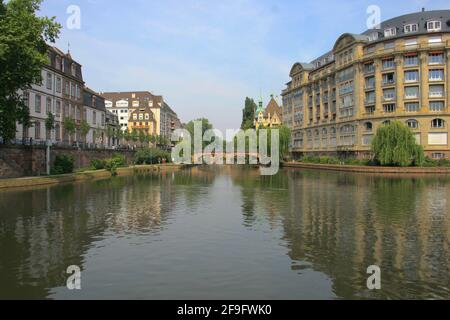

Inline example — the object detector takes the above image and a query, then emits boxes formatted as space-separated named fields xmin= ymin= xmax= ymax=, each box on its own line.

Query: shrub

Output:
xmin=111 ymin=153 xmax=127 ymax=167
xmin=437 ymin=159 xmax=450 ymax=167
xmin=319 ymin=156 xmax=329 ymax=164
xmin=422 ymin=157 xmax=450 ymax=168
xmin=105 ymin=158 xmax=119 ymax=176
xmin=135 ymin=148 xmax=172 ymax=165
xmin=52 ymin=154 xmax=74 ymax=175
xmin=91 ymin=159 xmax=106 ymax=170
xmin=327 ymin=157 xmax=341 ymax=165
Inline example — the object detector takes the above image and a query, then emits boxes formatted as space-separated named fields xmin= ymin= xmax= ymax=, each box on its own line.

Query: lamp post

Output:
xmin=46 ymin=139 xmax=52 ymax=175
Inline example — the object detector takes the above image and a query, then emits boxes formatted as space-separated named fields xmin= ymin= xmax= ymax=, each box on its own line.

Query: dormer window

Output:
xmin=384 ymin=28 xmax=396 ymax=37
xmin=404 ymin=24 xmax=418 ymax=34
xmin=427 ymin=20 xmax=441 ymax=32
xmin=71 ymin=63 xmax=76 ymax=76
xmin=368 ymin=32 xmax=379 ymax=42
xmin=55 ymin=56 xmax=61 ymax=70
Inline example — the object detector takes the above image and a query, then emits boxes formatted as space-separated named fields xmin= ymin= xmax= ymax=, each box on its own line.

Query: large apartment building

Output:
xmin=282 ymin=10 xmax=450 ymax=159
xmin=102 ymin=91 xmax=181 ymax=139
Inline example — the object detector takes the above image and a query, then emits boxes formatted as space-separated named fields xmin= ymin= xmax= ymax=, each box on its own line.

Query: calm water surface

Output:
xmin=0 ymin=166 xmax=449 ymax=299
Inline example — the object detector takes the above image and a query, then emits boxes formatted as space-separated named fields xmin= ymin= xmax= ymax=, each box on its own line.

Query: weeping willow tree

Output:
xmin=277 ymin=125 xmax=291 ymax=160
xmin=371 ymin=121 xmax=424 ymax=167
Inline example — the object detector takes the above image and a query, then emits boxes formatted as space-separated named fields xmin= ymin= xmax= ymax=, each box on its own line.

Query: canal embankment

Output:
xmin=283 ymin=162 xmax=450 ymax=174
xmin=0 ymin=164 xmax=186 ymax=190
xmin=0 ymin=144 xmax=136 ymax=179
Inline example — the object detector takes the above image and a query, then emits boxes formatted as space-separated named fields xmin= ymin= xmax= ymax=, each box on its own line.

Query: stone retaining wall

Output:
xmin=0 ymin=145 xmax=135 ymax=179
xmin=283 ymin=162 xmax=450 ymax=174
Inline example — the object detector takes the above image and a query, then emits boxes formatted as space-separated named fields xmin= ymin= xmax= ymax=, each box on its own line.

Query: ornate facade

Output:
xmin=282 ymin=10 xmax=450 ymax=159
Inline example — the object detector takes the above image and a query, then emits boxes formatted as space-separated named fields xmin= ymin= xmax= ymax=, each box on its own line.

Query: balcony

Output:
xmin=421 ymin=41 xmax=446 ymax=49
xmin=382 ymin=79 xmax=396 ymax=87
xmin=365 ymin=106 xmax=376 ymax=115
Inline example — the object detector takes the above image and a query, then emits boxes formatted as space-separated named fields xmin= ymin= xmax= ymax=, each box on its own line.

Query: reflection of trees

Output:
xmin=229 ymin=166 xmax=449 ymax=299
xmin=229 ymin=166 xmax=289 ymax=228
xmin=0 ymin=170 xmax=209 ymax=300
xmin=278 ymin=170 xmax=450 ymax=299
xmin=0 ymin=183 xmax=111 ymax=299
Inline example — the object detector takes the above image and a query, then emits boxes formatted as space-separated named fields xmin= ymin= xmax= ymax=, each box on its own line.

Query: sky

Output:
xmin=39 ymin=0 xmax=449 ymax=132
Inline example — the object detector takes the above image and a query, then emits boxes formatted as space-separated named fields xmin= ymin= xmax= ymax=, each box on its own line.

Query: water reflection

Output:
xmin=0 ymin=166 xmax=449 ymax=299
xmin=232 ymin=169 xmax=450 ymax=299
xmin=0 ymin=168 xmax=215 ymax=299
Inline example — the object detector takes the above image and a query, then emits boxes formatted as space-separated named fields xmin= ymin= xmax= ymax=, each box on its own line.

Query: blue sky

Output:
xmin=39 ymin=0 xmax=449 ymax=131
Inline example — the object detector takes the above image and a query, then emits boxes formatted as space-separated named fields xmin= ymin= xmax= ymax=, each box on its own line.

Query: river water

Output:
xmin=0 ymin=166 xmax=449 ymax=299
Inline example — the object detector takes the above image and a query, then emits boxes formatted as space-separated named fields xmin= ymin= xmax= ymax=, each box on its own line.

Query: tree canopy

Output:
xmin=185 ymin=118 xmax=214 ymax=148
xmin=241 ymin=97 xmax=256 ymax=130
xmin=371 ymin=121 xmax=424 ymax=167
xmin=0 ymin=0 xmax=61 ymax=142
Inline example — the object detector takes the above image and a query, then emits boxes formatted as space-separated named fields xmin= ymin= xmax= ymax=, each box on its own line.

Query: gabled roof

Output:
xmin=290 ymin=62 xmax=314 ymax=76
xmin=264 ymin=98 xmax=282 ymax=118
xmin=333 ymin=33 xmax=370 ymax=52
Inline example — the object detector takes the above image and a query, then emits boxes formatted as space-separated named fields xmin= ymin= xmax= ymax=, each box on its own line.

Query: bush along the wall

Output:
xmin=51 ymin=155 xmax=74 ymax=175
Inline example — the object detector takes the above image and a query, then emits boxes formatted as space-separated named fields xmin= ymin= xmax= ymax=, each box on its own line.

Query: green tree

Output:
xmin=278 ymin=125 xmax=291 ymax=160
xmin=148 ymin=134 xmax=155 ymax=146
xmin=130 ymin=129 xmax=138 ymax=143
xmin=185 ymin=118 xmax=214 ymax=149
xmin=138 ymin=130 xmax=147 ymax=146
xmin=0 ymin=0 xmax=61 ymax=142
xmin=116 ymin=129 xmax=123 ymax=143
xmin=371 ymin=121 xmax=424 ymax=167
xmin=45 ymin=112 xmax=55 ymax=131
xmin=79 ymin=120 xmax=90 ymax=143
xmin=105 ymin=125 xmax=114 ymax=145
xmin=63 ymin=117 xmax=76 ymax=143
xmin=241 ymin=97 xmax=257 ymax=130
xmin=123 ymin=129 xmax=130 ymax=145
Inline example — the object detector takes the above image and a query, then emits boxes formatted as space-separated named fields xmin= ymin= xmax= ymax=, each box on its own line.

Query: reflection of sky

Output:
xmin=39 ymin=0 xmax=450 ymax=132
xmin=1 ymin=168 xmax=449 ymax=299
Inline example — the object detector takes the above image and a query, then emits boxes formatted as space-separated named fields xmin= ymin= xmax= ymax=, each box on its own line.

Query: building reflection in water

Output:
xmin=0 ymin=166 xmax=449 ymax=299
xmin=0 ymin=168 xmax=215 ymax=299
xmin=231 ymin=168 xmax=450 ymax=299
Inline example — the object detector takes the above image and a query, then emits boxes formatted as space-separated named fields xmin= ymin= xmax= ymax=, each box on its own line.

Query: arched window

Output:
xmin=406 ymin=119 xmax=419 ymax=129
xmin=364 ymin=122 xmax=373 ymax=131
xmin=382 ymin=120 xmax=391 ymax=126
xmin=431 ymin=118 xmax=445 ymax=128
xmin=330 ymin=127 xmax=337 ymax=136
xmin=322 ymin=128 xmax=328 ymax=136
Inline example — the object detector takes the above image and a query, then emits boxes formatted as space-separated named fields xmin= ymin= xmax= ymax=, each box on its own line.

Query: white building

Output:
xmin=105 ymin=99 xmax=130 ymax=131
xmin=83 ymin=87 xmax=107 ymax=147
